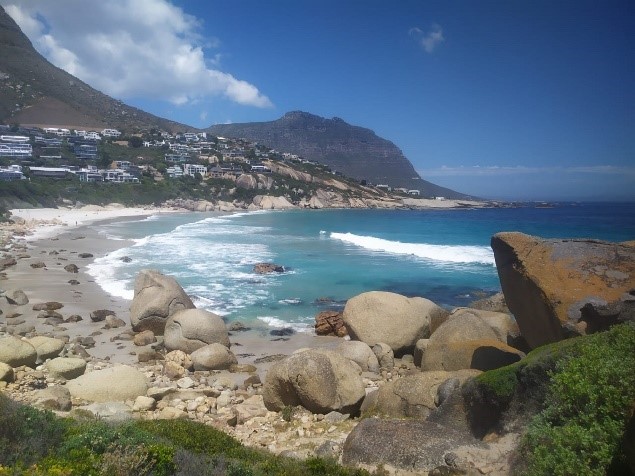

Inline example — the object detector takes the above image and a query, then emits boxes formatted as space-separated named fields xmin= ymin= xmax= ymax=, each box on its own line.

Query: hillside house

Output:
xmin=166 ymin=165 xmax=184 ymax=178
xmin=184 ymin=163 xmax=207 ymax=177
xmin=165 ymin=153 xmax=189 ymax=163
xmin=74 ymin=144 xmax=98 ymax=160
xmin=0 ymin=164 xmax=26 ymax=181
xmin=0 ymin=135 xmax=29 ymax=143
xmin=101 ymin=129 xmax=121 ymax=138
xmin=0 ymin=143 xmax=32 ymax=159
xmin=43 ymin=128 xmax=71 ymax=137
xmin=408 ymin=190 xmax=421 ymax=196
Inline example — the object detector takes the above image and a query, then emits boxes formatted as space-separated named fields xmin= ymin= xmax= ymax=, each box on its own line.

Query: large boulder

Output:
xmin=164 ymin=308 xmax=230 ymax=353
xmin=45 ymin=357 xmax=87 ymax=380
xmin=263 ymin=349 xmax=365 ymax=415
xmin=191 ymin=343 xmax=237 ymax=371
xmin=492 ymin=232 xmax=635 ymax=348
xmin=422 ymin=312 xmax=525 ymax=371
xmin=66 ymin=365 xmax=148 ymax=402
xmin=342 ymin=418 xmax=483 ymax=472
xmin=129 ymin=269 xmax=195 ymax=334
xmin=363 ymin=370 xmax=481 ymax=419
xmin=0 ymin=336 xmax=37 ymax=367
xmin=336 ymin=340 xmax=379 ymax=373
xmin=27 ymin=336 xmax=65 ymax=363
xmin=343 ymin=291 xmax=448 ymax=355
xmin=448 ymin=307 xmax=526 ymax=350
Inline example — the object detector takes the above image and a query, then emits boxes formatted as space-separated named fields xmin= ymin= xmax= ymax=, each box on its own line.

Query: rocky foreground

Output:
xmin=1 ymin=232 xmax=634 ymax=475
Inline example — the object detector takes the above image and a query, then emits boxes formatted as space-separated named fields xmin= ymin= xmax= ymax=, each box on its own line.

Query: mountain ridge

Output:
xmin=209 ymin=111 xmax=472 ymax=199
xmin=0 ymin=6 xmax=191 ymax=132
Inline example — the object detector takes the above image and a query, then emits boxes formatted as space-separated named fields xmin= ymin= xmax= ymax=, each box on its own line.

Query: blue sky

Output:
xmin=3 ymin=0 xmax=634 ymax=201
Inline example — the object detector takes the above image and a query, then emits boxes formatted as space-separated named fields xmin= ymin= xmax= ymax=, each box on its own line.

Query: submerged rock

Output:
xmin=253 ymin=262 xmax=285 ymax=274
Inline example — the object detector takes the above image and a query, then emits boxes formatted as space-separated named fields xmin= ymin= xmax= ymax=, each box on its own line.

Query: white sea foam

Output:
xmin=330 ymin=232 xmax=495 ymax=265
xmin=278 ymin=298 xmax=302 ymax=305
xmin=257 ymin=316 xmax=313 ymax=333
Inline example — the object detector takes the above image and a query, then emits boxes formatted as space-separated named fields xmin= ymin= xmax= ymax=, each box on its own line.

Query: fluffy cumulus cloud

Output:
xmin=410 ymin=23 xmax=445 ymax=53
xmin=2 ymin=0 xmax=272 ymax=108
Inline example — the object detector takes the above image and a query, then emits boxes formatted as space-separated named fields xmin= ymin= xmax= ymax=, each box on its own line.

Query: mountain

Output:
xmin=0 ymin=6 xmax=190 ymax=132
xmin=209 ymin=111 xmax=472 ymax=199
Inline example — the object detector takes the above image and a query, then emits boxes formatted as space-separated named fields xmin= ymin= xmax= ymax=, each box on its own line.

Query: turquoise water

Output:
xmin=87 ymin=203 xmax=635 ymax=332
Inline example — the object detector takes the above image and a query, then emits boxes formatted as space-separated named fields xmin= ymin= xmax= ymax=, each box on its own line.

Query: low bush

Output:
xmin=517 ymin=323 xmax=635 ymax=475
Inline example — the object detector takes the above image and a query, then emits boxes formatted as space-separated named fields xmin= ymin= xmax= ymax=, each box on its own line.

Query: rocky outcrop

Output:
xmin=252 ymin=195 xmax=295 ymax=210
xmin=342 ymin=418 xmax=484 ymax=472
xmin=66 ymin=365 xmax=149 ymax=402
xmin=164 ymin=308 xmax=230 ymax=354
xmin=422 ymin=311 xmax=525 ymax=371
xmin=491 ymin=232 xmax=635 ymax=348
xmin=129 ymin=269 xmax=195 ymax=334
xmin=263 ymin=349 xmax=365 ymax=415
xmin=342 ymin=291 xmax=449 ymax=355
xmin=362 ymin=370 xmax=481 ymax=419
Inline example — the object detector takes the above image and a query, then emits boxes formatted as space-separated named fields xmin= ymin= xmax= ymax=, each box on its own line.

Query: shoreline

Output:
xmin=1 ymin=205 xmax=343 ymax=374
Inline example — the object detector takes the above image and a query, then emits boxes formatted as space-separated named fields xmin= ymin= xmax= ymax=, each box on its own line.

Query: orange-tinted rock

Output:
xmin=491 ymin=232 xmax=635 ymax=348
xmin=314 ymin=310 xmax=347 ymax=337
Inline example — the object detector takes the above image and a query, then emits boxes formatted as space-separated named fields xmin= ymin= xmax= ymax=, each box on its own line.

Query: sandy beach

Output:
xmin=1 ymin=205 xmax=341 ymax=374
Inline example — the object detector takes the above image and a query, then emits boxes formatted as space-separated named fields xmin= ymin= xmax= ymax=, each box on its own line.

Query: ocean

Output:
xmin=86 ymin=202 xmax=635 ymax=333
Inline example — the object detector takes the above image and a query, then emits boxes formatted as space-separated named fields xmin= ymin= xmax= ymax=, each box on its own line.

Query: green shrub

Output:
xmin=0 ymin=394 xmax=68 ymax=467
xmin=518 ymin=323 xmax=635 ymax=475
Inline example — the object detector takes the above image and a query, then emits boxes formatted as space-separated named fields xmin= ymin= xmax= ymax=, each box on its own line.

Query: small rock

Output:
xmin=68 ymin=280 xmax=80 ymax=285
xmin=133 ymin=330 xmax=156 ymax=346
xmin=90 ymin=309 xmax=115 ymax=322
xmin=30 ymin=261 xmax=46 ymax=269
xmin=64 ymin=264 xmax=79 ymax=273
xmin=270 ymin=327 xmax=295 ymax=337
xmin=35 ymin=386 xmax=71 ymax=411
xmin=120 ymin=256 xmax=132 ymax=263
xmin=253 ymin=262 xmax=285 ymax=274
xmin=5 ymin=289 xmax=29 ymax=306
xmin=64 ymin=314 xmax=83 ymax=323
xmin=228 ymin=321 xmax=250 ymax=332
xmin=133 ymin=395 xmax=156 ymax=411
xmin=103 ymin=315 xmax=126 ymax=329
xmin=32 ymin=302 xmax=64 ymax=311
xmin=78 ymin=253 xmax=94 ymax=258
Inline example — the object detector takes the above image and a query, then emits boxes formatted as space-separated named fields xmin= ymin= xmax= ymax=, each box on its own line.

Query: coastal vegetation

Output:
xmin=0 ymin=395 xmax=371 ymax=475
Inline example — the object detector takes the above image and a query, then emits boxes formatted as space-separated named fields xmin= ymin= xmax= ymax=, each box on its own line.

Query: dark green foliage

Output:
xmin=0 ymin=393 xmax=68 ymax=468
xmin=0 ymin=397 xmax=370 ymax=475
xmin=517 ymin=323 xmax=635 ymax=475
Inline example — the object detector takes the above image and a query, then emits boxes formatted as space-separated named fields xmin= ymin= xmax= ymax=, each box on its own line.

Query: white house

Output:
xmin=101 ymin=128 xmax=121 ymax=138
xmin=166 ymin=165 xmax=184 ymax=178
xmin=183 ymin=163 xmax=207 ymax=177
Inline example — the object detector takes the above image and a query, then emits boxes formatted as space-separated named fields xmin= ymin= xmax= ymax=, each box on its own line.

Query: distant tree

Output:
xmin=360 ymin=179 xmax=367 ymax=186
xmin=128 ymin=136 xmax=143 ymax=148
xmin=97 ymin=151 xmax=112 ymax=169
xmin=10 ymin=123 xmax=19 ymax=133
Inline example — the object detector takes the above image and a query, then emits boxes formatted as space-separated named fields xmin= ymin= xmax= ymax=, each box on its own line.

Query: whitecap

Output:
xmin=330 ymin=232 xmax=495 ymax=265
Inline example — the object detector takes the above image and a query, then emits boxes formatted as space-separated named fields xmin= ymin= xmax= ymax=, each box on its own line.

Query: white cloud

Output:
xmin=2 ymin=0 xmax=272 ymax=108
xmin=410 ymin=23 xmax=444 ymax=53
xmin=419 ymin=165 xmax=635 ymax=177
